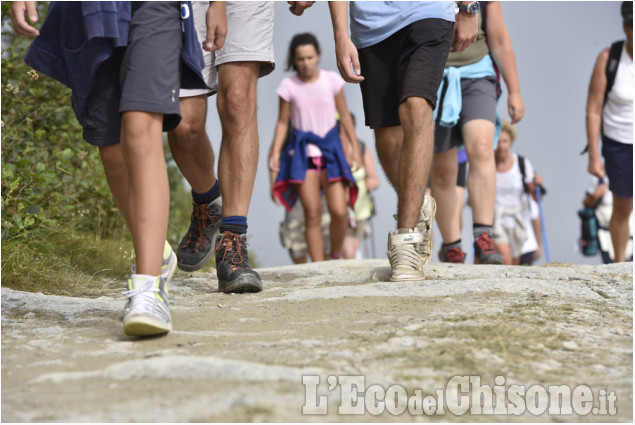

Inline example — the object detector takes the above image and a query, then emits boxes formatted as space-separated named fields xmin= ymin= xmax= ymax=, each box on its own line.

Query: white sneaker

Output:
xmin=416 ymin=194 xmax=436 ymax=265
xmin=386 ymin=229 xmax=425 ymax=281
xmin=131 ymin=241 xmax=177 ymax=283
xmin=122 ymin=274 xmax=172 ymax=336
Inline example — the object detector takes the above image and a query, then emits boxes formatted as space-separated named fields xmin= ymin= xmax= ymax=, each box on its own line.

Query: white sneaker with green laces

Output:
xmin=386 ymin=229 xmax=425 ymax=282
xmin=131 ymin=241 xmax=177 ymax=283
xmin=122 ymin=274 xmax=172 ymax=336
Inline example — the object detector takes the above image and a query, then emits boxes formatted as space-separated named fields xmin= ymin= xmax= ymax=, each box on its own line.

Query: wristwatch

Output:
xmin=457 ymin=1 xmax=480 ymax=15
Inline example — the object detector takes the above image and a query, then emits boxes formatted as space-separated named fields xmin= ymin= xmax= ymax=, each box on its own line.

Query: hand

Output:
xmin=10 ymin=1 xmax=39 ymax=37
xmin=508 ymin=92 xmax=525 ymax=123
xmin=269 ymin=154 xmax=280 ymax=173
xmin=533 ymin=173 xmax=543 ymax=187
xmin=334 ymin=35 xmax=364 ymax=84
xmin=287 ymin=1 xmax=315 ymax=16
xmin=203 ymin=2 xmax=227 ymax=52
xmin=588 ymin=155 xmax=605 ymax=179
xmin=451 ymin=11 xmax=478 ymax=52
xmin=533 ymin=245 xmax=542 ymax=261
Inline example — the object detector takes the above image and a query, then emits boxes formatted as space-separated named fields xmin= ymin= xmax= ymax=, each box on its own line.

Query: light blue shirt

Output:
xmin=350 ymin=1 xmax=456 ymax=49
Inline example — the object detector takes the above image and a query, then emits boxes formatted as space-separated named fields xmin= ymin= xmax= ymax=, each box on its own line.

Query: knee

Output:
xmin=431 ymin=157 xmax=457 ymax=189
xmin=170 ymin=118 xmax=205 ymax=151
xmin=328 ymin=204 xmax=347 ymax=224
xmin=99 ymin=145 xmax=126 ymax=175
xmin=304 ymin=207 xmax=322 ymax=227
xmin=218 ymin=86 xmax=255 ymax=125
xmin=467 ymin=139 xmax=494 ymax=164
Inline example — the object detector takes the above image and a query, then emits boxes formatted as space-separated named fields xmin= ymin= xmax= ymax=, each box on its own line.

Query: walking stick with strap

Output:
xmin=535 ymin=187 xmax=550 ymax=263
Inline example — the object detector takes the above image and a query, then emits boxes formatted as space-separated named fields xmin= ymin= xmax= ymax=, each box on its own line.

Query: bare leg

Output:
xmin=216 ymin=62 xmax=260 ymax=217
xmin=99 ymin=144 xmax=131 ymax=228
xmin=610 ymin=195 xmax=633 ymax=262
xmin=168 ymin=94 xmax=216 ymax=193
xmin=496 ymin=242 xmax=513 ymax=265
xmin=120 ymin=111 xmax=168 ymax=276
xmin=431 ymin=147 xmax=461 ymax=243
xmin=322 ymin=174 xmax=348 ymax=257
xmin=297 ymin=173 xmax=324 ymax=262
xmin=462 ymin=119 xmax=496 ymax=225
xmin=342 ymin=235 xmax=360 ymax=259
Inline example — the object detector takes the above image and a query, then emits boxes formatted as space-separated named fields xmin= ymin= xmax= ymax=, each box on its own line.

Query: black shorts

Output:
xmin=457 ymin=160 xmax=467 ymax=188
xmin=434 ymin=76 xmax=497 ymax=154
xmin=357 ymin=18 xmax=454 ymax=129
xmin=602 ymin=134 xmax=633 ymax=198
xmin=80 ymin=1 xmax=183 ymax=146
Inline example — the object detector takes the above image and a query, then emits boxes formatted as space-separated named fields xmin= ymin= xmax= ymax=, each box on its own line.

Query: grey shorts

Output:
xmin=180 ymin=1 xmax=275 ymax=97
xmin=434 ymin=76 xmax=497 ymax=154
xmin=81 ymin=1 xmax=182 ymax=146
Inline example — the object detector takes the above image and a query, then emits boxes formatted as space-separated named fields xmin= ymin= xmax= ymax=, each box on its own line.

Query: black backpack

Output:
xmin=580 ymin=40 xmax=625 ymax=154
xmin=517 ymin=155 xmax=547 ymax=196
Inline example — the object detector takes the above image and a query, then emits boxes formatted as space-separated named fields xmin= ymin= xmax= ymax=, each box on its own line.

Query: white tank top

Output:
xmin=603 ymin=44 xmax=633 ymax=144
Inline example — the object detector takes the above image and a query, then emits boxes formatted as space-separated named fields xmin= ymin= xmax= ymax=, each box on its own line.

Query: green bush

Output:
xmin=0 ymin=3 xmax=196 ymax=293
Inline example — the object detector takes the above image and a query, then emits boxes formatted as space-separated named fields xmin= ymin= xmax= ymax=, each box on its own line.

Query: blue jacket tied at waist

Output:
xmin=274 ymin=126 xmax=358 ymax=211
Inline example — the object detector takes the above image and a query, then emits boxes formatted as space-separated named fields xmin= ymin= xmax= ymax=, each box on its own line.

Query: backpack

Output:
xmin=517 ymin=155 xmax=547 ymax=196
xmin=580 ymin=40 xmax=625 ymax=154
xmin=578 ymin=207 xmax=600 ymax=256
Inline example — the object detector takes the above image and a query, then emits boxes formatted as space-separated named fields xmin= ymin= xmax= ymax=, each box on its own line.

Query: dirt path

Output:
xmin=2 ymin=260 xmax=632 ymax=422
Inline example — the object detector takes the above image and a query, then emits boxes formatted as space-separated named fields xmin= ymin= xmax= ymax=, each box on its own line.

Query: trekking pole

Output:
xmin=535 ymin=186 xmax=551 ymax=263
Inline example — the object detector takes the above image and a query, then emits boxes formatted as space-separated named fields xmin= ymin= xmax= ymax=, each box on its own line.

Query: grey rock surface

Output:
xmin=2 ymin=260 xmax=632 ymax=422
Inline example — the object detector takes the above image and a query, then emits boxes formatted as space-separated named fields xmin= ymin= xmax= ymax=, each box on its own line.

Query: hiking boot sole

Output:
xmin=218 ymin=274 xmax=263 ymax=294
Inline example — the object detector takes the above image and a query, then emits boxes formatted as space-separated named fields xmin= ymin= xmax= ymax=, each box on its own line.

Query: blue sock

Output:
xmin=220 ymin=215 xmax=247 ymax=235
xmin=192 ymin=180 xmax=220 ymax=205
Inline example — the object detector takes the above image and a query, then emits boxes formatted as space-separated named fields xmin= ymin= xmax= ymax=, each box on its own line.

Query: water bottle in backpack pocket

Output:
xmin=578 ymin=207 xmax=600 ymax=256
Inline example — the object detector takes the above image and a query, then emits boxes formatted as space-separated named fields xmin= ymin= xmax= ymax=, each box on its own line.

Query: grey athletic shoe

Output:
xmin=122 ymin=275 xmax=172 ymax=336
xmin=473 ymin=229 xmax=503 ymax=264
xmin=177 ymin=197 xmax=222 ymax=272
xmin=215 ymin=231 xmax=262 ymax=293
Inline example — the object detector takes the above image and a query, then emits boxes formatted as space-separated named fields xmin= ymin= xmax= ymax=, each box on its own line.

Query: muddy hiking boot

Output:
xmin=473 ymin=229 xmax=503 ymax=264
xmin=438 ymin=244 xmax=467 ymax=264
xmin=215 ymin=231 xmax=262 ymax=293
xmin=177 ymin=197 xmax=222 ymax=272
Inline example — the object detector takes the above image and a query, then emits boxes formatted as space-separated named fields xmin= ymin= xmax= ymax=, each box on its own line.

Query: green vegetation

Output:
xmin=0 ymin=3 xmax=198 ymax=295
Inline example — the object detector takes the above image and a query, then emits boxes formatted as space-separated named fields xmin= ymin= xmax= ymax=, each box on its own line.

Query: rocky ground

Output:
xmin=1 ymin=260 xmax=632 ymax=422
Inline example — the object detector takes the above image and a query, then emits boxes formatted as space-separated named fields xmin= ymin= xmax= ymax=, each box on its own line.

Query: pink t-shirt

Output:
xmin=277 ymin=70 xmax=345 ymax=156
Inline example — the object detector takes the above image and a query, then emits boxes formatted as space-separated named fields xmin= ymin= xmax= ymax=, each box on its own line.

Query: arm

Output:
xmin=268 ymin=99 xmax=291 ymax=205
xmin=485 ymin=2 xmax=524 ymax=123
xmin=334 ymin=89 xmax=362 ymax=168
xmin=451 ymin=2 xmax=479 ymax=52
xmin=203 ymin=2 xmax=227 ymax=52
xmin=328 ymin=1 xmax=364 ymax=83
xmin=586 ymin=49 xmax=609 ymax=179
xmin=10 ymin=1 xmax=40 ymax=37
xmin=362 ymin=144 xmax=380 ymax=191
xmin=583 ymin=181 xmax=608 ymax=208
xmin=287 ymin=1 xmax=315 ymax=16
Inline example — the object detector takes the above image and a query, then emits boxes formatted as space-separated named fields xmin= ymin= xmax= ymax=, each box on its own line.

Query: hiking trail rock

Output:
xmin=2 ymin=260 xmax=632 ymax=422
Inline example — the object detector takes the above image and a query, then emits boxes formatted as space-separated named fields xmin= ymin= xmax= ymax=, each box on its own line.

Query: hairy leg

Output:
xmin=168 ymin=94 xmax=217 ymax=193
xmin=120 ymin=111 xmax=168 ymax=275
xmin=216 ymin=62 xmax=260 ymax=217
xmin=462 ymin=119 xmax=496 ymax=226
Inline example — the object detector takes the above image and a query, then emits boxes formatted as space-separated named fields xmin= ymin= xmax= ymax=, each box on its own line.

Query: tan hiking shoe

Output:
xmin=386 ymin=229 xmax=425 ymax=281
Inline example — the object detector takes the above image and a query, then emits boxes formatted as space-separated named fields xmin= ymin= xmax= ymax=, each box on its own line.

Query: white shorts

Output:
xmin=180 ymin=1 xmax=275 ymax=97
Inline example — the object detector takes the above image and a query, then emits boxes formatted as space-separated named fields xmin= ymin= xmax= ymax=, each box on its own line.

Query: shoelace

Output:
xmin=122 ymin=282 xmax=159 ymax=313
xmin=186 ymin=203 xmax=215 ymax=249
xmin=446 ymin=247 xmax=465 ymax=263
xmin=215 ymin=232 xmax=250 ymax=269
xmin=390 ymin=243 xmax=420 ymax=269
xmin=476 ymin=232 xmax=496 ymax=254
